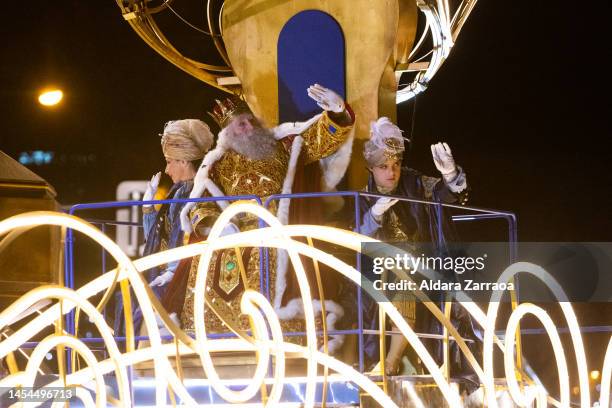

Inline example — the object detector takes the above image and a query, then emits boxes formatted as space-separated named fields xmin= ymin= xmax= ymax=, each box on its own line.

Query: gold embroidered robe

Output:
xmin=181 ymin=111 xmax=353 ymax=335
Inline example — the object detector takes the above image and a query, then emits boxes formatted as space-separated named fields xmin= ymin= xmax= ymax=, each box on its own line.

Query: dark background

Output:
xmin=1 ymin=1 xmax=610 ymax=241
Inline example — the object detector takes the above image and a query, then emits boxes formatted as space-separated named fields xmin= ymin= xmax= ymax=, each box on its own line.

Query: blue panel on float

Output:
xmin=278 ymin=10 xmax=346 ymax=122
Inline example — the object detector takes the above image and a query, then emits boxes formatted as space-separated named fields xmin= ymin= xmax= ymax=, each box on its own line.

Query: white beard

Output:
xmin=224 ymin=126 xmax=277 ymax=160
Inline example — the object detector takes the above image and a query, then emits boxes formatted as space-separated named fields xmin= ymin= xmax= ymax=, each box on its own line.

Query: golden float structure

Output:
xmin=116 ymin=0 xmax=476 ymax=101
xmin=115 ymin=0 xmax=478 ymax=188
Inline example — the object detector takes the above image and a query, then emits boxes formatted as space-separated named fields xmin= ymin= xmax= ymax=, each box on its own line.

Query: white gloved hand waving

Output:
xmin=431 ymin=142 xmax=457 ymax=178
xmin=143 ymin=172 xmax=161 ymax=205
xmin=307 ymin=84 xmax=345 ymax=113
xmin=150 ymin=270 xmax=174 ymax=287
xmin=370 ymin=197 xmax=399 ymax=222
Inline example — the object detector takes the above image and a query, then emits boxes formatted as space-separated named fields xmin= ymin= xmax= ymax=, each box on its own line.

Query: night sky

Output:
xmin=1 ymin=0 xmax=611 ymax=242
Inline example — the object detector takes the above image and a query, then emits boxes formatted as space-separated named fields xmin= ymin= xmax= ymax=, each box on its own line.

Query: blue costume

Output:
xmin=114 ymin=180 xmax=193 ymax=336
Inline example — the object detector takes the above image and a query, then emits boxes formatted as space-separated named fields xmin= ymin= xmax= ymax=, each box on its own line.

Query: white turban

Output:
xmin=363 ymin=117 xmax=407 ymax=167
xmin=160 ymin=119 xmax=214 ymax=161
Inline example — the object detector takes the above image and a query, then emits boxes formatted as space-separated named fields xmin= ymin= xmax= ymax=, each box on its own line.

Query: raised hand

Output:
xmin=143 ymin=172 xmax=161 ymax=203
xmin=307 ymin=84 xmax=345 ymax=113
xmin=371 ymin=197 xmax=399 ymax=221
xmin=430 ymin=142 xmax=457 ymax=176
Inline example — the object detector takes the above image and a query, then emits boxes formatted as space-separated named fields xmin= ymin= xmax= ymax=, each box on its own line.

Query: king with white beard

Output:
xmin=162 ymin=84 xmax=355 ymax=353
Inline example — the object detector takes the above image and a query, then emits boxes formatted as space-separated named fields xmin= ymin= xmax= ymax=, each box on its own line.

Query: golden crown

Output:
xmin=207 ymin=97 xmax=252 ymax=128
xmin=382 ymin=138 xmax=404 ymax=161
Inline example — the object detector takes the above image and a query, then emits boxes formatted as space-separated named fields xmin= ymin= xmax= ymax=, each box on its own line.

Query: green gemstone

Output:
xmin=226 ymin=261 xmax=236 ymax=271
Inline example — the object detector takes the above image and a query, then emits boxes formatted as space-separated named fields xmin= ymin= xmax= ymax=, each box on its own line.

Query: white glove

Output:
xmin=431 ymin=142 xmax=457 ymax=178
xmin=143 ymin=172 xmax=161 ymax=205
xmin=220 ymin=222 xmax=240 ymax=237
xmin=150 ymin=270 xmax=174 ymax=287
xmin=307 ymin=84 xmax=345 ymax=113
xmin=180 ymin=200 xmax=197 ymax=233
xmin=370 ymin=197 xmax=399 ymax=222
xmin=180 ymin=164 xmax=207 ymax=232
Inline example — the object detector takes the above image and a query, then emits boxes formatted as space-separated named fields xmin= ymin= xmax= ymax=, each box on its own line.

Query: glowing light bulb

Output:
xmin=38 ymin=89 xmax=63 ymax=106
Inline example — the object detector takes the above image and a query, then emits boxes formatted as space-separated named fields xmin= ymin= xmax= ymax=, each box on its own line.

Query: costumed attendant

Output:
xmin=358 ymin=117 xmax=469 ymax=375
xmin=115 ymin=119 xmax=213 ymax=336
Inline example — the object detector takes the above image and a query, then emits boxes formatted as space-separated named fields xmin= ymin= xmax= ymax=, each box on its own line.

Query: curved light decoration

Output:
xmin=0 ymin=212 xmax=197 ymax=407
xmin=481 ymin=262 xmax=591 ymax=408
xmin=504 ymin=304 xmax=569 ymax=407
xmin=0 ymin=205 xmax=605 ymax=407
xmin=395 ymin=0 xmax=479 ymax=103
xmin=0 ymin=286 xmax=129 ymax=407
xmin=25 ymin=335 xmax=106 ymax=408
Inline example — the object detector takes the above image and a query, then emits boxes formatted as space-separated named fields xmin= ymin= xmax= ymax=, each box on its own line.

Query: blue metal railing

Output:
xmin=65 ymin=195 xmax=262 ymax=372
xmin=62 ymin=190 xmax=517 ymax=376
xmin=263 ymin=191 xmax=518 ymax=372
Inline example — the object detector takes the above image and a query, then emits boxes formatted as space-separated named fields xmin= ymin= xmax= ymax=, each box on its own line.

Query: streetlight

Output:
xmin=38 ymin=89 xmax=63 ymax=106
